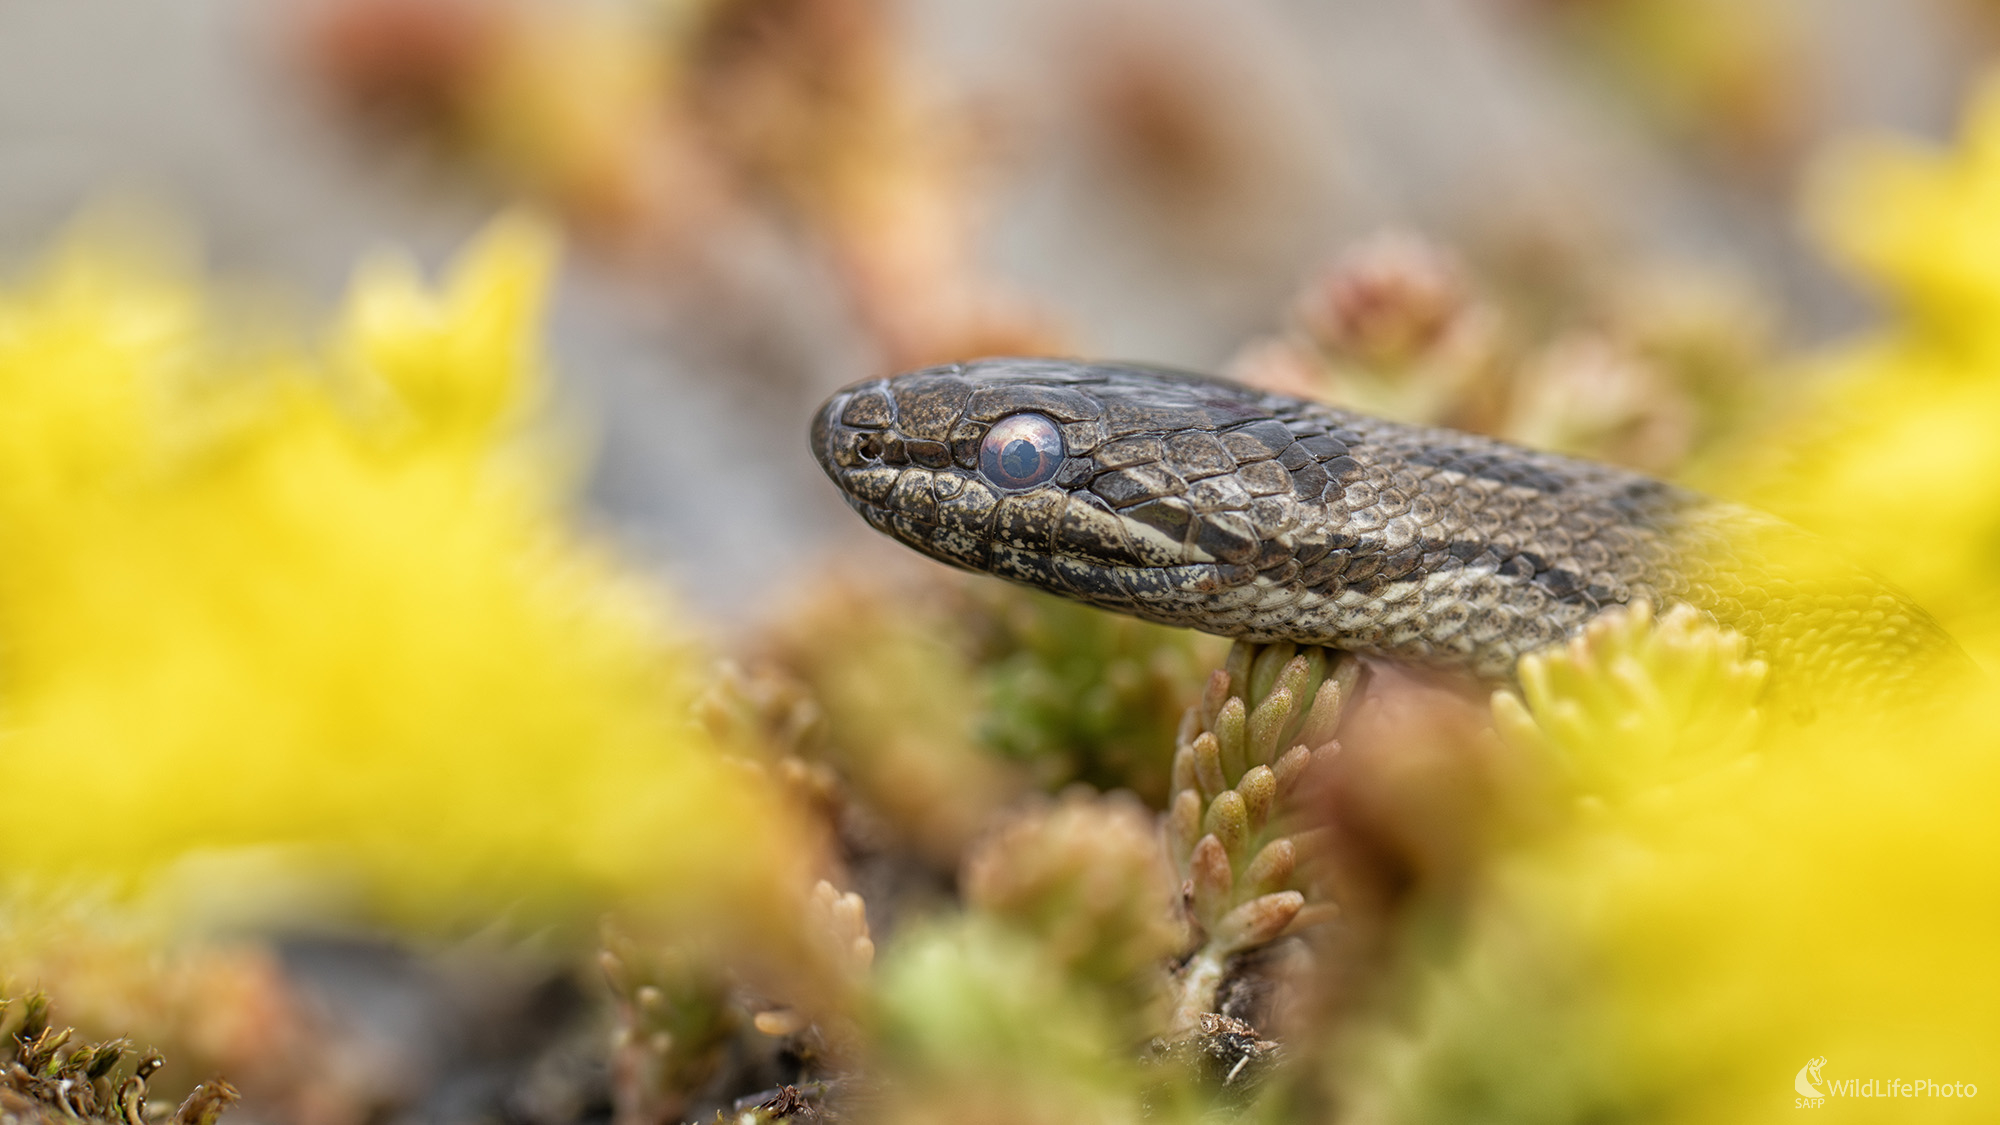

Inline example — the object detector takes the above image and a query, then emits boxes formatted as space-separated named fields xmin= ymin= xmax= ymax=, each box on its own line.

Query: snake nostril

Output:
xmin=858 ymin=433 xmax=886 ymax=461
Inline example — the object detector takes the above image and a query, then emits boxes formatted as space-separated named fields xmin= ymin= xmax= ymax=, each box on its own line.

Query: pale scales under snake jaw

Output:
xmin=809 ymin=357 xmax=1962 ymax=705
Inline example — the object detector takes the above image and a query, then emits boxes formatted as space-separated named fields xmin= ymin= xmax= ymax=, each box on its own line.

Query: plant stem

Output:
xmin=1169 ymin=945 xmax=1230 ymax=1034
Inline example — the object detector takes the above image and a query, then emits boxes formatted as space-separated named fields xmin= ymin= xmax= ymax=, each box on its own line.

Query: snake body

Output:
xmin=810 ymin=358 xmax=1957 ymax=700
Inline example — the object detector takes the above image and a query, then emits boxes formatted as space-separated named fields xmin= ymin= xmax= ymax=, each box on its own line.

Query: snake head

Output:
xmin=809 ymin=357 xmax=1336 ymax=629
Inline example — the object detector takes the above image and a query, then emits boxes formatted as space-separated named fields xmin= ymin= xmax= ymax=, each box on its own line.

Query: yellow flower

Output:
xmin=0 ymin=213 xmax=796 ymax=936
xmin=1702 ymin=74 xmax=2000 ymax=665
xmin=1808 ymin=78 xmax=2000 ymax=345
xmin=1493 ymin=601 xmax=1767 ymax=802
xmin=1350 ymin=616 xmax=2000 ymax=1124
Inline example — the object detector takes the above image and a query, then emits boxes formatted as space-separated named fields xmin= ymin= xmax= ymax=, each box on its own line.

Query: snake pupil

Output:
xmin=1002 ymin=439 xmax=1041 ymax=479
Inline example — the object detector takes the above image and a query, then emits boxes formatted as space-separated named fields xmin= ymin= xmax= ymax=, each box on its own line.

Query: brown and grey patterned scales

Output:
xmin=810 ymin=358 xmax=1962 ymax=707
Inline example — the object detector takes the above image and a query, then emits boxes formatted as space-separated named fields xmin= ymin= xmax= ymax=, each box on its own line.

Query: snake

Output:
xmin=809 ymin=357 xmax=1961 ymax=705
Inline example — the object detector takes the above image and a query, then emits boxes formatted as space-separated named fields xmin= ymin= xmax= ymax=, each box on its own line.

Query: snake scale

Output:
xmin=810 ymin=358 xmax=1960 ymax=704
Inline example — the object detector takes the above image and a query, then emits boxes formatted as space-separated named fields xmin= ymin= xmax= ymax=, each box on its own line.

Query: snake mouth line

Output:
xmin=838 ymin=489 xmax=1262 ymax=601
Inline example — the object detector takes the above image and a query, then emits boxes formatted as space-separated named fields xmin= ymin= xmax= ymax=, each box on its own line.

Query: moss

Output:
xmin=0 ymin=993 xmax=237 ymax=1125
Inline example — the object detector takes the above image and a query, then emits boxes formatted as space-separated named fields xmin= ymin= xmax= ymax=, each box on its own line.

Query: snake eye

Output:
xmin=979 ymin=413 xmax=1066 ymax=490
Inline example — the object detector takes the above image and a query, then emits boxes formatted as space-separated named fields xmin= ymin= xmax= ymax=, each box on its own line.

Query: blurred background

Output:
xmin=4 ymin=0 xmax=1989 ymax=622
xmin=6 ymin=3 xmax=2000 ymax=1124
